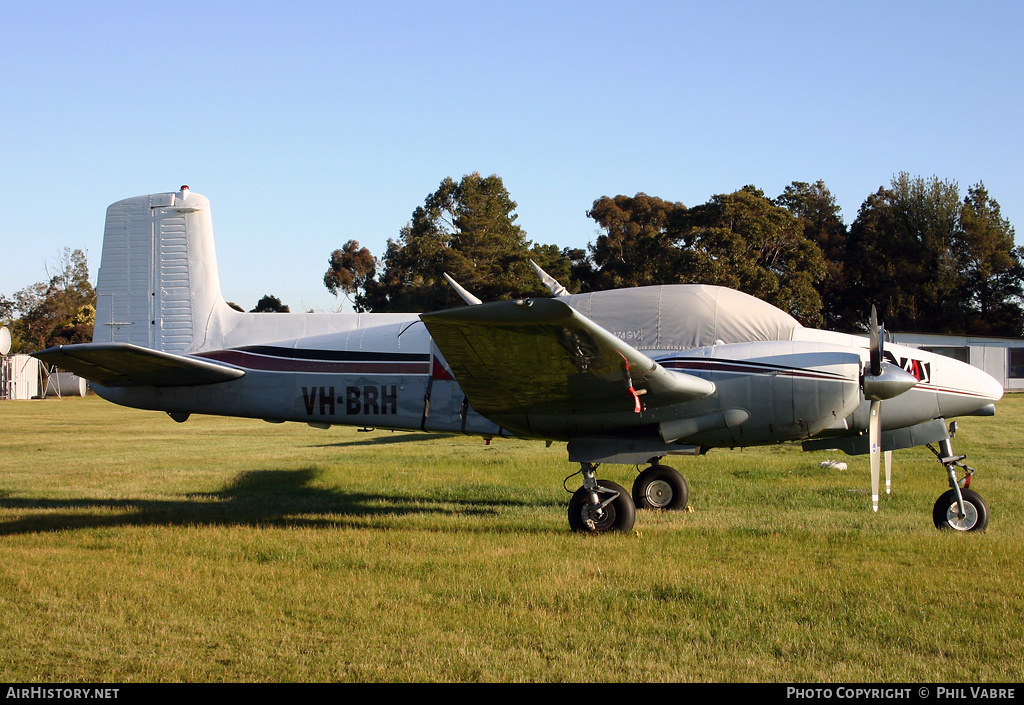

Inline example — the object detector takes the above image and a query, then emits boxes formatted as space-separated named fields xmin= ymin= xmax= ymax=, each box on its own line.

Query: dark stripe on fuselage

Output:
xmin=661 ymin=358 xmax=996 ymax=402
xmin=229 ymin=345 xmax=430 ymax=362
xmin=196 ymin=347 xmax=431 ymax=375
xmin=658 ymin=357 xmax=853 ymax=382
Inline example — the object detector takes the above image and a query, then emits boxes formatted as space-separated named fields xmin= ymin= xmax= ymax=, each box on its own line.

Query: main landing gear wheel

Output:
xmin=568 ymin=480 xmax=636 ymax=533
xmin=632 ymin=465 xmax=689 ymax=510
xmin=933 ymin=489 xmax=989 ymax=532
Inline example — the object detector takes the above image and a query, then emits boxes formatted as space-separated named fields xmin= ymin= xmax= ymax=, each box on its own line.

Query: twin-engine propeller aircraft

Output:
xmin=34 ymin=187 xmax=1004 ymax=533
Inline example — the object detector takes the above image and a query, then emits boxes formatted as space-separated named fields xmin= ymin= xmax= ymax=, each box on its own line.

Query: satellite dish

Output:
xmin=0 ymin=327 xmax=10 ymax=356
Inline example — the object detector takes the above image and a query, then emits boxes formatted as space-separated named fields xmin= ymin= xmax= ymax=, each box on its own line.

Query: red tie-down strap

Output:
xmin=617 ymin=351 xmax=642 ymax=413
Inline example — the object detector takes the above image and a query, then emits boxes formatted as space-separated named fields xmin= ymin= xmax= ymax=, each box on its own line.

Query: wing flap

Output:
xmin=420 ymin=298 xmax=714 ymax=420
xmin=32 ymin=343 xmax=245 ymax=387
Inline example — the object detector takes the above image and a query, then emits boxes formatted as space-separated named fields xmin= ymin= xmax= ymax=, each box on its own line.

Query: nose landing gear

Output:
xmin=933 ymin=488 xmax=988 ymax=532
xmin=928 ymin=424 xmax=989 ymax=532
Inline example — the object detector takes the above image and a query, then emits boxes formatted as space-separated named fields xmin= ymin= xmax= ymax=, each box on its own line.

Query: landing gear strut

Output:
xmin=928 ymin=426 xmax=989 ymax=532
xmin=568 ymin=463 xmax=636 ymax=533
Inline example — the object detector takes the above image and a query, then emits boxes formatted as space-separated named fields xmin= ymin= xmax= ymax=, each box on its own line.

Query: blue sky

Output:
xmin=2 ymin=1 xmax=1021 ymax=314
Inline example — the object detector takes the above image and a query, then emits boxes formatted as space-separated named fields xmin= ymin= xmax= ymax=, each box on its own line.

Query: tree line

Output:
xmin=0 ymin=249 xmax=96 ymax=355
xmin=3 ymin=172 xmax=1019 ymax=355
xmin=325 ymin=172 xmax=1023 ymax=336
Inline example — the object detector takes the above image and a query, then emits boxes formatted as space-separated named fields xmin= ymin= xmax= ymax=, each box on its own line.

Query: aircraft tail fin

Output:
xmin=93 ymin=186 xmax=242 ymax=354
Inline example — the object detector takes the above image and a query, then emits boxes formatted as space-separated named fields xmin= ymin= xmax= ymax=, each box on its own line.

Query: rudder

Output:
xmin=93 ymin=186 xmax=239 ymax=353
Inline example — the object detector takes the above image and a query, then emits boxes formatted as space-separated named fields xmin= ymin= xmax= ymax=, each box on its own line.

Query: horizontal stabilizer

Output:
xmin=420 ymin=298 xmax=714 ymax=422
xmin=32 ymin=343 xmax=246 ymax=387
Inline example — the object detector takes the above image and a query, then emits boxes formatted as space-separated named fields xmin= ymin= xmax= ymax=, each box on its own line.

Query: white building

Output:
xmin=1 ymin=354 xmax=41 ymax=400
xmin=889 ymin=332 xmax=1024 ymax=392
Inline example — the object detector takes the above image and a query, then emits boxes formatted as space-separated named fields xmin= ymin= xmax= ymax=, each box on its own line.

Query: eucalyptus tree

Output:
xmin=670 ymin=186 xmax=827 ymax=327
xmin=954 ymin=183 xmax=1024 ymax=336
xmin=8 ymin=248 xmax=95 ymax=352
xmin=845 ymin=173 xmax=1023 ymax=336
xmin=776 ymin=180 xmax=850 ymax=329
xmin=327 ymin=173 xmax=570 ymax=312
xmin=586 ymin=193 xmax=685 ymax=289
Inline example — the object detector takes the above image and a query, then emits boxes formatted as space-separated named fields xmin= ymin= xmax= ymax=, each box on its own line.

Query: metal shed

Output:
xmin=889 ymin=332 xmax=1024 ymax=392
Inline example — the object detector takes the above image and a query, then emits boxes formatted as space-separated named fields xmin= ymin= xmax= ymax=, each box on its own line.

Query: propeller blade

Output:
xmin=869 ymin=305 xmax=882 ymax=377
xmin=864 ymin=308 xmax=895 ymax=512
xmin=442 ymin=273 xmax=482 ymax=306
xmin=885 ymin=450 xmax=893 ymax=496
xmin=869 ymin=399 xmax=881 ymax=512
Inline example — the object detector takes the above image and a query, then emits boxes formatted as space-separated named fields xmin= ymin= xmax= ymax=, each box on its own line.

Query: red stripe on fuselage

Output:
xmin=910 ymin=383 xmax=999 ymax=400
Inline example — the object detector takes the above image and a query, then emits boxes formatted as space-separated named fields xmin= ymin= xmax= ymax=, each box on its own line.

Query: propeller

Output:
xmin=861 ymin=306 xmax=918 ymax=512
xmin=869 ymin=397 xmax=881 ymax=512
xmin=442 ymin=273 xmax=482 ymax=306
xmin=869 ymin=306 xmax=882 ymax=512
xmin=868 ymin=306 xmax=882 ymax=377
xmin=885 ymin=450 xmax=893 ymax=497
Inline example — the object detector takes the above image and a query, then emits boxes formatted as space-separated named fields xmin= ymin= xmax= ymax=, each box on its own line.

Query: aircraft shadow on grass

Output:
xmin=0 ymin=467 xmax=561 ymax=536
xmin=308 ymin=431 xmax=460 ymax=449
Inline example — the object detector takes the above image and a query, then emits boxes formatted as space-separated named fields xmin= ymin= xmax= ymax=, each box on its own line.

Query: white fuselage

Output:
xmin=90 ymin=189 xmax=1003 ymax=457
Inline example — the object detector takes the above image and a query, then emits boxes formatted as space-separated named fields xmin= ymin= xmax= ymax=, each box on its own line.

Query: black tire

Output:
xmin=568 ymin=480 xmax=636 ymax=533
xmin=632 ymin=465 xmax=689 ymax=510
xmin=932 ymin=488 xmax=989 ymax=532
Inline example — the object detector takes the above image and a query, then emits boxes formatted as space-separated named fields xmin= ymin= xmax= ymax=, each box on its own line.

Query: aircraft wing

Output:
xmin=420 ymin=298 xmax=715 ymax=419
xmin=32 ymin=343 xmax=246 ymax=387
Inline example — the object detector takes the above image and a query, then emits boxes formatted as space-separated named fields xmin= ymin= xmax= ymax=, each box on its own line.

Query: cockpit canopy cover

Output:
xmin=562 ymin=285 xmax=801 ymax=351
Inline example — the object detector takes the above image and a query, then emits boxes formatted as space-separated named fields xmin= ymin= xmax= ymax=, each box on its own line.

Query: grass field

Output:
xmin=1 ymin=393 xmax=1023 ymax=682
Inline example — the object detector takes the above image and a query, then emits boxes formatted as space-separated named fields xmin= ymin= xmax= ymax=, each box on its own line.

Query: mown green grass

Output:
xmin=1 ymin=394 xmax=1023 ymax=682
